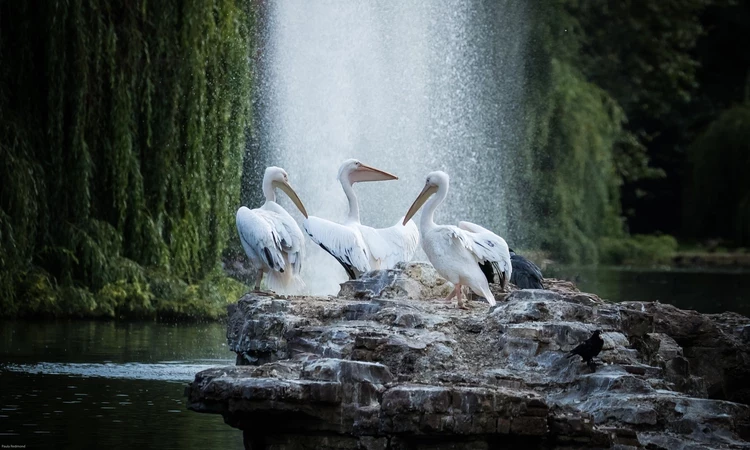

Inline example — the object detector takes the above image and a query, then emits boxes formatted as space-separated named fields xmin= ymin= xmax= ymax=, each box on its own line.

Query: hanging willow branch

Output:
xmin=0 ymin=0 xmax=253 ymax=317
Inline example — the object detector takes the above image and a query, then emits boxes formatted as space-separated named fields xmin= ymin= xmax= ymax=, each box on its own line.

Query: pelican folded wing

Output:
xmin=303 ymin=216 xmax=371 ymax=279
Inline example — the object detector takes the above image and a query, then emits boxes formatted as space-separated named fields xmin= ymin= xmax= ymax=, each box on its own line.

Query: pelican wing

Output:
xmin=358 ymin=217 xmax=420 ymax=269
xmin=457 ymin=221 xmax=493 ymax=235
xmin=236 ymin=206 xmax=286 ymax=272
xmin=259 ymin=203 xmax=305 ymax=275
xmin=303 ymin=216 xmax=371 ymax=279
xmin=457 ymin=221 xmax=512 ymax=288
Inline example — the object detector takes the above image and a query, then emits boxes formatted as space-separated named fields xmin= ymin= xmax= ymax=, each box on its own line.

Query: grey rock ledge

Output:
xmin=187 ymin=262 xmax=750 ymax=449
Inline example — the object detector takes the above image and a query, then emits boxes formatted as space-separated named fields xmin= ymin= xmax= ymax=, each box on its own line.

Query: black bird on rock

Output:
xmin=567 ymin=330 xmax=604 ymax=370
xmin=509 ymin=249 xmax=544 ymax=289
xmin=479 ymin=248 xmax=544 ymax=290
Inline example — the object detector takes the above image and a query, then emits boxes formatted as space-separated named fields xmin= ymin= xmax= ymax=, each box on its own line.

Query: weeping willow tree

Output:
xmin=512 ymin=2 xmax=629 ymax=263
xmin=531 ymin=61 xmax=627 ymax=263
xmin=0 ymin=0 xmax=252 ymax=318
xmin=684 ymin=104 xmax=750 ymax=246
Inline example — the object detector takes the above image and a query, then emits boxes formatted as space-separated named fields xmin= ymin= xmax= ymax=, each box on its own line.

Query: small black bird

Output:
xmin=567 ymin=330 xmax=604 ymax=365
xmin=509 ymin=249 xmax=544 ymax=289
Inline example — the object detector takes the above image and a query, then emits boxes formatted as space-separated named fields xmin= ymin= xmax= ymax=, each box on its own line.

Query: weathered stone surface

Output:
xmin=338 ymin=262 xmax=454 ymax=300
xmin=622 ymin=301 xmax=750 ymax=404
xmin=188 ymin=271 xmax=750 ymax=449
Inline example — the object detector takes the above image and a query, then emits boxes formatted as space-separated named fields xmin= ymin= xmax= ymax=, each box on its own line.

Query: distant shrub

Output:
xmin=2 ymin=269 xmax=245 ymax=320
xmin=685 ymin=105 xmax=750 ymax=246
xmin=599 ymin=234 xmax=678 ymax=265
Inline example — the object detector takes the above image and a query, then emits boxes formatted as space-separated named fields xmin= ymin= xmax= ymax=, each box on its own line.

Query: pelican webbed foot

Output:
xmin=455 ymin=284 xmax=470 ymax=310
xmin=254 ymin=270 xmax=264 ymax=291
xmin=443 ymin=285 xmax=459 ymax=302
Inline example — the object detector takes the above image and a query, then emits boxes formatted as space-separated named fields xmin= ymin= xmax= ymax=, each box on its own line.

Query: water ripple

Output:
xmin=1 ymin=361 xmax=230 ymax=382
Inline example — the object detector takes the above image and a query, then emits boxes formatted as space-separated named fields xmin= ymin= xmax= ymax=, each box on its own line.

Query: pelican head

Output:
xmin=403 ymin=171 xmax=448 ymax=225
xmin=264 ymin=166 xmax=308 ymax=218
xmin=338 ymin=159 xmax=398 ymax=185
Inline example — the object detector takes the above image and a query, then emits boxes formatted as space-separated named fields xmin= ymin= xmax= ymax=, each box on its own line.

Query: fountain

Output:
xmin=255 ymin=1 xmax=531 ymax=294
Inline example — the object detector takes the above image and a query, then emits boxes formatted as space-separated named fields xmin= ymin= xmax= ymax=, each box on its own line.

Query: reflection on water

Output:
xmin=546 ymin=266 xmax=750 ymax=316
xmin=0 ymin=321 xmax=242 ymax=449
xmin=3 ymin=362 xmax=225 ymax=381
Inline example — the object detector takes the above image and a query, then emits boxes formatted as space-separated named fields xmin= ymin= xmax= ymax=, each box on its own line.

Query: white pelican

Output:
xmin=402 ymin=171 xmax=511 ymax=309
xmin=236 ymin=167 xmax=308 ymax=294
xmin=303 ymin=159 xmax=420 ymax=279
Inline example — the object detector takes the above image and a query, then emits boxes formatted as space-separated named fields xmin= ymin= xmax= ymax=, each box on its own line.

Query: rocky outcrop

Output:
xmin=187 ymin=263 xmax=750 ymax=449
xmin=337 ymin=262 xmax=454 ymax=300
xmin=622 ymin=303 xmax=750 ymax=404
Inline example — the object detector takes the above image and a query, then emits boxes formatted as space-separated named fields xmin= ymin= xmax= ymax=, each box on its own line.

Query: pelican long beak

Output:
xmin=349 ymin=164 xmax=398 ymax=184
xmin=403 ymin=184 xmax=437 ymax=225
xmin=274 ymin=180 xmax=309 ymax=218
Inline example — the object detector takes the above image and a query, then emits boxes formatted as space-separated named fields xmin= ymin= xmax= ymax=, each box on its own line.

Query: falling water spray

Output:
xmin=256 ymin=1 xmax=530 ymax=294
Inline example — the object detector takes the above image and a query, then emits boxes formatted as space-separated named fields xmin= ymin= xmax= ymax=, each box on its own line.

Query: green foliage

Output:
xmin=567 ymin=0 xmax=749 ymax=239
xmin=3 ymin=267 xmax=245 ymax=320
xmin=684 ymin=105 xmax=750 ymax=246
xmin=0 ymin=0 xmax=253 ymax=318
xmin=518 ymin=2 xmax=627 ymax=263
xmin=570 ymin=0 xmax=715 ymax=121
xmin=519 ymin=0 xmax=747 ymax=261
xmin=599 ymin=234 xmax=679 ymax=265
xmin=533 ymin=60 xmax=626 ymax=263
xmin=147 ymin=269 xmax=247 ymax=320
xmin=553 ymin=0 xmax=680 ymax=185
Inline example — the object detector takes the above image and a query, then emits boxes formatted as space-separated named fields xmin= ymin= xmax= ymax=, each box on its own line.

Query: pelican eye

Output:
xmin=487 ymin=241 xmax=495 ymax=247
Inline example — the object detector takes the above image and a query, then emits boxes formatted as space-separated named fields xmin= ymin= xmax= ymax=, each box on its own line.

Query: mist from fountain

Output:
xmin=257 ymin=1 xmax=531 ymax=294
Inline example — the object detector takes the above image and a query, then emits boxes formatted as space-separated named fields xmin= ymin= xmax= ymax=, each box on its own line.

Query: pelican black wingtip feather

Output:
xmin=316 ymin=242 xmax=357 ymax=280
xmin=479 ymin=260 xmax=495 ymax=284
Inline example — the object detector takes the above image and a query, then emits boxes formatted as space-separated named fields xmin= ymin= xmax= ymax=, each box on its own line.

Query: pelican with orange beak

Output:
xmin=236 ymin=166 xmax=308 ymax=294
xmin=303 ymin=159 xmax=420 ymax=279
xmin=403 ymin=171 xmax=511 ymax=309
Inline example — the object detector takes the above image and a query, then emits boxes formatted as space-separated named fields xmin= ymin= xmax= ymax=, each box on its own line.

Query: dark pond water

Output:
xmin=546 ymin=266 xmax=750 ymax=317
xmin=1 ymin=267 xmax=748 ymax=449
xmin=0 ymin=321 xmax=242 ymax=449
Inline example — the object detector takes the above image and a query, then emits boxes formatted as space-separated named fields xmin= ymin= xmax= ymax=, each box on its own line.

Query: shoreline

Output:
xmin=672 ymin=251 xmax=750 ymax=268
xmin=3 ymin=257 xmax=749 ymax=321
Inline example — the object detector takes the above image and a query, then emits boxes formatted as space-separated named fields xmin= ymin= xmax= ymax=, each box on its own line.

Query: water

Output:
xmin=0 ymin=321 xmax=241 ymax=450
xmin=257 ymin=1 xmax=531 ymax=294
xmin=0 ymin=270 xmax=747 ymax=449
xmin=546 ymin=266 xmax=750 ymax=317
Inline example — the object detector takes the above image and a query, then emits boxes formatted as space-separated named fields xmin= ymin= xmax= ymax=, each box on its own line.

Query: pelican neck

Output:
xmin=262 ymin=176 xmax=276 ymax=202
xmin=420 ymin=184 xmax=448 ymax=231
xmin=340 ymin=175 xmax=361 ymax=223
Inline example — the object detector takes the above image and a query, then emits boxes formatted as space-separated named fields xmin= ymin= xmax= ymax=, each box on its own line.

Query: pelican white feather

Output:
xmin=457 ymin=220 xmax=512 ymax=290
xmin=303 ymin=159 xmax=420 ymax=279
xmin=358 ymin=216 xmax=420 ymax=270
xmin=303 ymin=216 xmax=371 ymax=279
xmin=235 ymin=167 xmax=308 ymax=294
xmin=403 ymin=171 xmax=512 ymax=308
